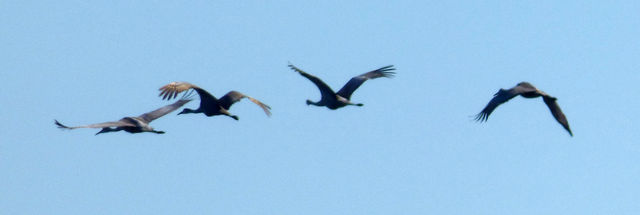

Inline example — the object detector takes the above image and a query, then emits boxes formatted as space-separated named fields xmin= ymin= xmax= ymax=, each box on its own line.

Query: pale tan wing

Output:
xmin=246 ymin=96 xmax=272 ymax=116
xmin=158 ymin=82 xmax=199 ymax=100
xmin=219 ymin=91 xmax=272 ymax=116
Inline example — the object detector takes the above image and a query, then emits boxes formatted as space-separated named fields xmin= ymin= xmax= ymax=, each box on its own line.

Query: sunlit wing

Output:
xmin=219 ymin=91 xmax=271 ymax=116
xmin=159 ymin=82 xmax=197 ymax=100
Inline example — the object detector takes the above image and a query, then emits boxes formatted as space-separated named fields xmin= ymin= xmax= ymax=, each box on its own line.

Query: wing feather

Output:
xmin=159 ymin=82 xmax=197 ymax=100
xmin=475 ymin=83 xmax=541 ymax=121
xmin=54 ymin=119 xmax=134 ymax=130
xmin=288 ymin=63 xmax=336 ymax=101
xmin=336 ymin=65 xmax=395 ymax=99
xmin=542 ymin=95 xmax=573 ymax=136
xmin=138 ymin=99 xmax=192 ymax=122
xmin=219 ymin=91 xmax=271 ymax=116
xmin=159 ymin=81 xmax=220 ymax=113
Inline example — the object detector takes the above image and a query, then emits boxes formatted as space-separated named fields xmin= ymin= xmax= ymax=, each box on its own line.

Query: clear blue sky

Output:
xmin=2 ymin=0 xmax=639 ymax=214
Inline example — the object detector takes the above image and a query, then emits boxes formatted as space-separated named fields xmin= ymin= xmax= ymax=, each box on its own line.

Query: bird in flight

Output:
xmin=288 ymin=63 xmax=395 ymax=110
xmin=55 ymin=93 xmax=193 ymax=135
xmin=158 ymin=81 xmax=271 ymax=120
xmin=475 ymin=82 xmax=573 ymax=136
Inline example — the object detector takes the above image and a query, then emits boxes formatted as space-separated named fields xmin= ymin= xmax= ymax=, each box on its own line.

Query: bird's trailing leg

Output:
xmin=344 ymin=102 xmax=363 ymax=107
xmin=337 ymin=96 xmax=362 ymax=107
xmin=54 ymin=120 xmax=71 ymax=129
xmin=218 ymin=109 xmax=239 ymax=120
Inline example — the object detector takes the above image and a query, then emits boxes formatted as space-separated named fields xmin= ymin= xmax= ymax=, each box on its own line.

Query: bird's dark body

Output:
xmin=308 ymin=98 xmax=347 ymax=110
xmin=520 ymin=93 xmax=540 ymax=98
xmin=159 ymin=82 xmax=271 ymax=121
xmin=115 ymin=117 xmax=150 ymax=133
xmin=327 ymin=104 xmax=345 ymax=110
xmin=176 ymin=88 xmax=241 ymax=120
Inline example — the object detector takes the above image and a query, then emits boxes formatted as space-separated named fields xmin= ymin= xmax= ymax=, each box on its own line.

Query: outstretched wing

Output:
xmin=138 ymin=98 xmax=193 ymax=122
xmin=542 ymin=95 xmax=573 ymax=136
xmin=54 ymin=119 xmax=134 ymax=130
xmin=475 ymin=84 xmax=537 ymax=122
xmin=159 ymin=82 xmax=198 ymax=100
xmin=159 ymin=81 xmax=220 ymax=113
xmin=336 ymin=65 xmax=395 ymax=99
xmin=219 ymin=91 xmax=272 ymax=116
xmin=288 ymin=63 xmax=336 ymax=101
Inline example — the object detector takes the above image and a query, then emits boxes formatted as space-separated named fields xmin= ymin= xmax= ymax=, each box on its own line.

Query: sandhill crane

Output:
xmin=475 ymin=82 xmax=573 ymax=136
xmin=55 ymin=93 xmax=193 ymax=135
xmin=158 ymin=82 xmax=271 ymax=120
xmin=288 ymin=63 xmax=395 ymax=110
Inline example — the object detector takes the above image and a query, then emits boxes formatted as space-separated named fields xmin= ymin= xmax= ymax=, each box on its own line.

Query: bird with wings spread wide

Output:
xmin=288 ymin=63 xmax=395 ymax=110
xmin=55 ymin=93 xmax=193 ymax=135
xmin=475 ymin=82 xmax=573 ymax=136
xmin=158 ymin=82 xmax=271 ymax=120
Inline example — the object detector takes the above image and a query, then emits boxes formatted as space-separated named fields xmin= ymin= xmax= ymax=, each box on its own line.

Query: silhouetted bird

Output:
xmin=288 ymin=63 xmax=395 ymax=110
xmin=55 ymin=94 xmax=193 ymax=135
xmin=158 ymin=82 xmax=271 ymax=120
xmin=475 ymin=82 xmax=573 ymax=136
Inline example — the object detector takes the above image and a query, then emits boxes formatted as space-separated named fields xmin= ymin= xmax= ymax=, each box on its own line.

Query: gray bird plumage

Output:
xmin=55 ymin=96 xmax=193 ymax=135
xmin=288 ymin=63 xmax=395 ymax=110
xmin=475 ymin=82 xmax=573 ymax=136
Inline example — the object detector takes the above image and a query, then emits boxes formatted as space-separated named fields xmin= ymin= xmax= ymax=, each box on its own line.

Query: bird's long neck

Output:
xmin=179 ymin=108 xmax=202 ymax=115
xmin=306 ymin=99 xmax=324 ymax=106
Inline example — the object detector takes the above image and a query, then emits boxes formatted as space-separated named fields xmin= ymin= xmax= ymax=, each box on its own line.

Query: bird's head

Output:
xmin=306 ymin=100 xmax=313 ymax=105
xmin=95 ymin=128 xmax=111 ymax=135
xmin=355 ymin=103 xmax=364 ymax=106
xmin=178 ymin=108 xmax=195 ymax=115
